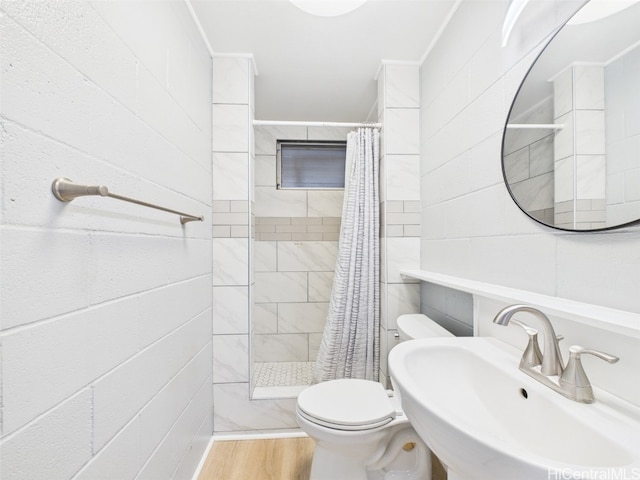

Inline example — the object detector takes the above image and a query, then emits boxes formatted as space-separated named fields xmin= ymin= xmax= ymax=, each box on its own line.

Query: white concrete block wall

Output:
xmin=0 ymin=1 xmax=212 ymax=479
xmin=420 ymin=0 xmax=640 ymax=316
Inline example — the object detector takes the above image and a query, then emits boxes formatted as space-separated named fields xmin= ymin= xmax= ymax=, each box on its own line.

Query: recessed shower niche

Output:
xmin=251 ymin=125 xmax=350 ymax=398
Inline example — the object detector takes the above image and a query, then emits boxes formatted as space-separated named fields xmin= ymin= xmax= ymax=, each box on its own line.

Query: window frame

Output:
xmin=276 ymin=140 xmax=347 ymax=190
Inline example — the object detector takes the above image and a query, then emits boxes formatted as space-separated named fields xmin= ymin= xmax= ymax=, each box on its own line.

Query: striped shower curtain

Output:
xmin=313 ymin=127 xmax=380 ymax=383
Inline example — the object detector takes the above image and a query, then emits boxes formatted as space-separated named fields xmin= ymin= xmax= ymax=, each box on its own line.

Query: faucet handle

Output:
xmin=559 ymin=345 xmax=619 ymax=403
xmin=511 ymin=319 xmax=543 ymax=368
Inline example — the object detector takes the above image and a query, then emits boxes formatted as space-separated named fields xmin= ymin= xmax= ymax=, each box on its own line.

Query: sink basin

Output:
xmin=388 ymin=337 xmax=640 ymax=480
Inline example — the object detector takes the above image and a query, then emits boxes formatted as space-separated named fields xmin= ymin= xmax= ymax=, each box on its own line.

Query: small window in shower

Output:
xmin=277 ymin=140 xmax=347 ymax=189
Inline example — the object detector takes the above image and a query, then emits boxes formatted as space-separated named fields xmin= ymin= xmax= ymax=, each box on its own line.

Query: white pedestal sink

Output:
xmin=388 ymin=337 xmax=640 ymax=480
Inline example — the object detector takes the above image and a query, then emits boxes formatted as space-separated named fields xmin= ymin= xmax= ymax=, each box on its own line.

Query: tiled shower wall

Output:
xmin=253 ymin=125 xmax=348 ymax=365
xmin=377 ymin=63 xmax=422 ymax=387
xmin=1 ymin=2 xmax=212 ymax=479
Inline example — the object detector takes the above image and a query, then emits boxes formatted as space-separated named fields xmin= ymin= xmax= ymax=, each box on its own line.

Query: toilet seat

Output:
xmin=297 ymin=379 xmax=396 ymax=431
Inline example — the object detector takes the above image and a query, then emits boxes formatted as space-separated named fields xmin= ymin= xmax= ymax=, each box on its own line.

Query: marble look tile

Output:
xmin=576 ymin=155 xmax=606 ymax=199
xmin=385 ymin=283 xmax=420 ymax=330
xmin=384 ymin=109 xmax=420 ymax=154
xmin=254 ymin=126 xmax=307 ymax=155
xmin=212 ymin=152 xmax=249 ymax=200
xmin=385 ymin=237 xmax=420 ymax=283
xmin=254 ymin=187 xmax=307 ymax=217
xmin=212 ymin=238 xmax=248 ymax=286
xmin=553 ymin=112 xmax=573 ymax=160
xmin=308 ymin=333 xmax=323 ymax=361
xmin=213 ymin=334 xmax=249 ymax=383
xmin=308 ymin=272 xmax=334 ymax=302
xmin=213 ymin=383 xmax=297 ymax=431
xmin=254 ymin=303 xmax=278 ymax=334
xmin=307 ymin=126 xmax=350 ymax=141
xmin=384 ymin=64 xmax=419 ymax=108
xmin=278 ymin=302 xmax=328 ymax=333
xmin=576 ymin=110 xmax=605 ymax=155
xmin=213 ymin=286 xmax=249 ymax=334
xmin=277 ymin=241 xmax=338 ymax=272
xmin=253 ymin=334 xmax=309 ymax=362
xmin=254 ymin=241 xmax=277 ymax=272
xmin=255 ymin=272 xmax=307 ymax=303
xmin=574 ymin=65 xmax=604 ymax=110
xmin=553 ymin=68 xmax=573 ymax=118
xmin=255 ymin=155 xmax=276 ymax=187
xmin=554 ymin=157 xmax=574 ymax=204
xmin=307 ymin=190 xmax=344 ymax=217
xmin=385 ymin=155 xmax=420 ymax=201
xmin=212 ymin=104 xmax=249 ymax=153
xmin=510 ymin=171 xmax=554 ymax=211
xmin=212 ymin=57 xmax=249 ymax=104
xmin=529 ymin=134 xmax=554 ymax=177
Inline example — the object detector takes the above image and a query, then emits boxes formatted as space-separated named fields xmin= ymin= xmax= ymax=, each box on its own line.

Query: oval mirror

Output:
xmin=502 ymin=0 xmax=640 ymax=231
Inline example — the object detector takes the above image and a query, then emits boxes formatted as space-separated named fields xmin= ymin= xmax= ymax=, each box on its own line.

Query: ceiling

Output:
xmin=190 ymin=0 xmax=458 ymax=122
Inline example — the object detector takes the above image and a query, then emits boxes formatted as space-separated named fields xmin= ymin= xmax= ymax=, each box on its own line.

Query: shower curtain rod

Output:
xmin=253 ymin=120 xmax=382 ymax=128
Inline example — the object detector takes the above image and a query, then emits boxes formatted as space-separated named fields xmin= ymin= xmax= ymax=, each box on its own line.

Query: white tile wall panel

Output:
xmin=212 ymin=238 xmax=249 ymax=286
xmin=307 ymin=190 xmax=344 ymax=217
xmin=278 ymin=302 xmax=329 ymax=333
xmin=254 ymin=187 xmax=308 ymax=217
xmin=212 ymin=104 xmax=250 ymax=154
xmin=308 ymin=272 xmax=335 ymax=302
xmin=212 ymin=57 xmax=250 ymax=104
xmin=255 ymin=155 xmax=277 ymax=187
xmin=254 ymin=126 xmax=307 ymax=155
xmin=385 ymin=64 xmax=420 ymax=108
xmin=212 ymin=335 xmax=249 ymax=383
xmin=385 ymin=237 xmax=420 ymax=283
xmin=386 ymin=155 xmax=421 ymax=201
xmin=384 ymin=109 xmax=420 ymax=155
xmin=254 ymin=272 xmax=308 ymax=303
xmin=277 ymin=241 xmax=338 ymax=272
xmin=212 ymin=152 xmax=250 ymax=200
xmin=212 ymin=286 xmax=250 ymax=335
xmin=212 ymin=383 xmax=297 ymax=431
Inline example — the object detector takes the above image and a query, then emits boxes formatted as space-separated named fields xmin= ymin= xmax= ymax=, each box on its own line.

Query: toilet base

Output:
xmin=307 ymin=426 xmax=432 ymax=480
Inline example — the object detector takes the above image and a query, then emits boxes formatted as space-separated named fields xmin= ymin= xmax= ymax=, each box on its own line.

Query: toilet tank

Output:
xmin=397 ymin=314 xmax=454 ymax=342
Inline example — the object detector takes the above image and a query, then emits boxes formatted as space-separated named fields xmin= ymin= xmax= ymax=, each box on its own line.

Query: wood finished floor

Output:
xmin=197 ymin=437 xmax=447 ymax=480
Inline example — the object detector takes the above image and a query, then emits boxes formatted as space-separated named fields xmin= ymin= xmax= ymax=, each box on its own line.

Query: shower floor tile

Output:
xmin=254 ymin=361 xmax=314 ymax=387
xmin=252 ymin=361 xmax=314 ymax=398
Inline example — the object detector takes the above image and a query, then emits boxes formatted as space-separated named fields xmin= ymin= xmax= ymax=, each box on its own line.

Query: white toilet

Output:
xmin=296 ymin=314 xmax=454 ymax=480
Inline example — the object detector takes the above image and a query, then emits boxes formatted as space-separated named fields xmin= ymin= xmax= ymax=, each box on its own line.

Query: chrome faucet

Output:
xmin=493 ymin=304 xmax=619 ymax=403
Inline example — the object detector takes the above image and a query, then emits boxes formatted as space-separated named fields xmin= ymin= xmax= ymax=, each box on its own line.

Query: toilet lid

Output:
xmin=297 ymin=379 xmax=396 ymax=429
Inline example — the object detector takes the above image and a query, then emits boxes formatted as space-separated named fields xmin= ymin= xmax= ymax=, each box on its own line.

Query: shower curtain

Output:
xmin=313 ymin=127 xmax=380 ymax=383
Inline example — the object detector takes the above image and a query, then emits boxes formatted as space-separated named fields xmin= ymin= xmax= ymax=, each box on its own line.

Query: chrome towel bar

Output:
xmin=51 ymin=177 xmax=204 ymax=225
